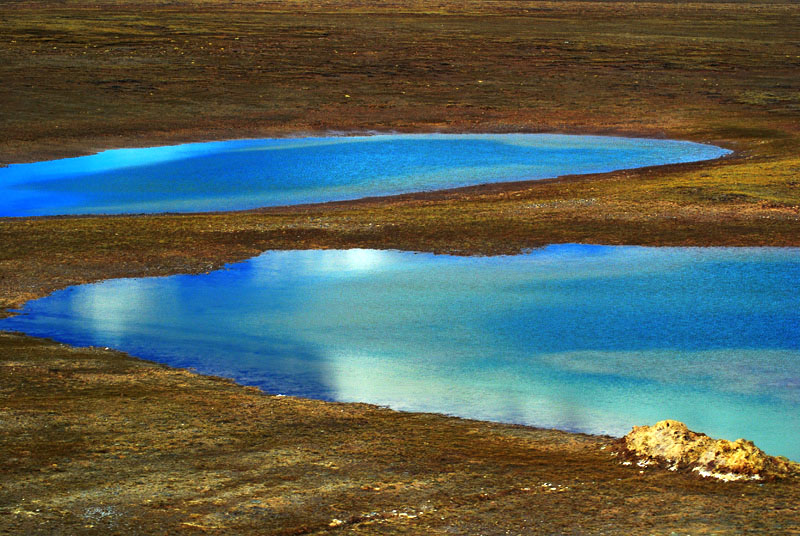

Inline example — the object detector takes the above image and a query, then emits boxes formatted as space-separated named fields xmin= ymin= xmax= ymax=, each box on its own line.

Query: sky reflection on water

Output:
xmin=0 ymin=134 xmax=730 ymax=216
xmin=2 ymin=245 xmax=798 ymax=460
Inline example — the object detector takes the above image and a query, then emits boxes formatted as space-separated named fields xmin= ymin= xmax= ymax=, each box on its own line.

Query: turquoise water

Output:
xmin=0 ymin=134 xmax=730 ymax=216
xmin=2 ymin=245 xmax=798 ymax=460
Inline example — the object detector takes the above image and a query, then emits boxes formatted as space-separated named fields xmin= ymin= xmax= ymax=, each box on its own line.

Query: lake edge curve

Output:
xmin=3 ymin=244 xmax=797 ymax=461
xmin=1 ymin=133 xmax=732 ymax=217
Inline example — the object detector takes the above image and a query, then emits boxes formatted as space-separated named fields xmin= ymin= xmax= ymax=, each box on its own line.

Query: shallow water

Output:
xmin=0 ymin=134 xmax=730 ymax=216
xmin=3 ymin=245 xmax=798 ymax=460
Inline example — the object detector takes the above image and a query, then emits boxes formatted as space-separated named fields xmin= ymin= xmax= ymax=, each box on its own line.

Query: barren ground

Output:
xmin=1 ymin=1 xmax=799 ymax=533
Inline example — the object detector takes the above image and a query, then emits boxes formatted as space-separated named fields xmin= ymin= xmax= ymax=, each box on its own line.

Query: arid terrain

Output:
xmin=1 ymin=0 xmax=799 ymax=533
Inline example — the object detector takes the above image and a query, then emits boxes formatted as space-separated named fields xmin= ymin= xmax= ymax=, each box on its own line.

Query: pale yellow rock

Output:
xmin=623 ymin=420 xmax=799 ymax=480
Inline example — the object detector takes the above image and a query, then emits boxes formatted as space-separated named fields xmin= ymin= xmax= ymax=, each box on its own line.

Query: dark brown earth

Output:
xmin=3 ymin=332 xmax=800 ymax=535
xmin=1 ymin=0 xmax=799 ymax=534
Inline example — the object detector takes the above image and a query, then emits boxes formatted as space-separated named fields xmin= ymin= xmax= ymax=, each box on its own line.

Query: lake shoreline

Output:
xmin=4 ymin=328 xmax=800 ymax=534
xmin=2 ymin=123 xmax=798 ymax=536
xmin=5 ymin=245 xmax=799 ymax=461
xmin=1 ymin=133 xmax=732 ymax=218
xmin=2 ymin=0 xmax=800 ymax=532
xmin=0 ymin=126 xmax=736 ymax=168
xmin=3 ymin=233 xmax=800 ymax=532
xmin=0 ymin=131 xmax=741 ymax=221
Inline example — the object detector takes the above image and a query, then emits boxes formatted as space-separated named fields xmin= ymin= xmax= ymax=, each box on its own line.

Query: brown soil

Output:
xmin=1 ymin=0 xmax=799 ymax=533
xmin=3 ymin=332 xmax=799 ymax=535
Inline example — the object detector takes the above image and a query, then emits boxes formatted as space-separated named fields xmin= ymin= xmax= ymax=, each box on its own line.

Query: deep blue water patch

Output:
xmin=0 ymin=134 xmax=730 ymax=216
xmin=2 ymin=245 xmax=798 ymax=460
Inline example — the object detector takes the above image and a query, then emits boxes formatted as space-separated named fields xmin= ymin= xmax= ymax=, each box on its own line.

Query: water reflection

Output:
xmin=0 ymin=134 xmax=730 ymax=216
xmin=2 ymin=245 xmax=798 ymax=459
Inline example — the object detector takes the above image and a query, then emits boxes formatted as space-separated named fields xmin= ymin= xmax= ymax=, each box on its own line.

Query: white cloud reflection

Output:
xmin=66 ymin=279 xmax=174 ymax=347
xmin=2 ymin=246 xmax=797 ymax=461
xmin=323 ymin=346 xmax=800 ymax=458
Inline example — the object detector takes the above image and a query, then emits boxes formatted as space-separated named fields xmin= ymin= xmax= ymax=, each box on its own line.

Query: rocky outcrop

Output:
xmin=620 ymin=420 xmax=799 ymax=481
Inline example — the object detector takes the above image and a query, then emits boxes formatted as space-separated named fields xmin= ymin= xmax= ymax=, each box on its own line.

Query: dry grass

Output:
xmin=2 ymin=331 xmax=799 ymax=535
xmin=1 ymin=1 xmax=800 ymax=533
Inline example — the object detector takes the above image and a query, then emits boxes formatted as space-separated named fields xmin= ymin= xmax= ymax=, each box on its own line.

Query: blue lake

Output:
xmin=0 ymin=133 xmax=730 ymax=216
xmin=2 ymin=245 xmax=799 ymax=460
